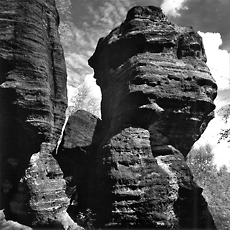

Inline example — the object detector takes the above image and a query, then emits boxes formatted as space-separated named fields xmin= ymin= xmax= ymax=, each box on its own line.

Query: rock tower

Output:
xmin=87 ymin=6 xmax=217 ymax=229
xmin=0 ymin=0 xmax=80 ymax=229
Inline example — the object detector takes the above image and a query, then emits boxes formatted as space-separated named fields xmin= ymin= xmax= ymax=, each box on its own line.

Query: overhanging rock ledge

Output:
xmin=87 ymin=5 xmax=217 ymax=229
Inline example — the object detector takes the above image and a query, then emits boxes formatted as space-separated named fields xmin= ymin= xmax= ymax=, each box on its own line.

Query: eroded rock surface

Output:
xmin=0 ymin=209 xmax=32 ymax=230
xmin=56 ymin=110 xmax=103 ymax=216
xmin=0 ymin=0 xmax=80 ymax=229
xmin=87 ymin=6 xmax=217 ymax=229
xmin=0 ymin=2 xmax=218 ymax=229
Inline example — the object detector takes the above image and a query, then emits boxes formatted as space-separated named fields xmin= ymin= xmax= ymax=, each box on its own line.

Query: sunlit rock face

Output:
xmin=0 ymin=0 xmax=80 ymax=229
xmin=88 ymin=6 xmax=217 ymax=229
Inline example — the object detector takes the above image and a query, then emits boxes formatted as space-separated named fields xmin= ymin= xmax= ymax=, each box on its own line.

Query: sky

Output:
xmin=58 ymin=0 xmax=230 ymax=167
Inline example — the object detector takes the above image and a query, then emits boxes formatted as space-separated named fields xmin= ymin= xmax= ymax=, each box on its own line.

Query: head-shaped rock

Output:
xmin=89 ymin=6 xmax=217 ymax=156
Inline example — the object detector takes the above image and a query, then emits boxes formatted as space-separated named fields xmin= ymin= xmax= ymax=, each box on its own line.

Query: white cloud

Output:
xmin=185 ymin=32 xmax=230 ymax=168
xmin=161 ymin=0 xmax=188 ymax=17
xmin=67 ymin=85 xmax=78 ymax=105
xmin=213 ymin=142 xmax=230 ymax=169
xmin=89 ymin=0 xmax=131 ymax=29
xmin=198 ymin=31 xmax=230 ymax=91
xmin=193 ymin=117 xmax=221 ymax=149
xmin=193 ymin=111 xmax=230 ymax=168
xmin=66 ymin=53 xmax=88 ymax=70
xmin=84 ymin=74 xmax=101 ymax=100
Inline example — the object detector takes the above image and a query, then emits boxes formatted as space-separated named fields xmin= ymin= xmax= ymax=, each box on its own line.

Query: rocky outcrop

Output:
xmin=0 ymin=210 xmax=32 ymax=230
xmin=87 ymin=6 xmax=217 ymax=229
xmin=0 ymin=0 xmax=80 ymax=229
xmin=0 ymin=2 xmax=218 ymax=229
xmin=56 ymin=110 xmax=103 ymax=216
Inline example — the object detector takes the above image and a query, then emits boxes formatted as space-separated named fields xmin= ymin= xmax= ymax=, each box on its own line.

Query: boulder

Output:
xmin=88 ymin=6 xmax=217 ymax=229
xmin=60 ymin=110 xmax=103 ymax=150
xmin=56 ymin=110 xmax=103 ymax=217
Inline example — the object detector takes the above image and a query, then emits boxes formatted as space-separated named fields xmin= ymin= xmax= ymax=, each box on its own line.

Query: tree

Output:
xmin=69 ymin=82 xmax=101 ymax=118
xmin=55 ymin=0 xmax=75 ymax=50
xmin=55 ymin=0 xmax=72 ymax=15
xmin=187 ymin=144 xmax=217 ymax=186
xmin=187 ymin=144 xmax=230 ymax=229
xmin=216 ymin=105 xmax=230 ymax=143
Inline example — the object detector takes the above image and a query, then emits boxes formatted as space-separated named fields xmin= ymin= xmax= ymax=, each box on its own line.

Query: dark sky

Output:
xmin=69 ymin=0 xmax=230 ymax=51
xmin=170 ymin=0 xmax=230 ymax=51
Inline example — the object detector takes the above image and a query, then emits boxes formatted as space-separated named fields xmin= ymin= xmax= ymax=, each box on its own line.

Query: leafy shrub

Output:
xmin=75 ymin=209 xmax=96 ymax=230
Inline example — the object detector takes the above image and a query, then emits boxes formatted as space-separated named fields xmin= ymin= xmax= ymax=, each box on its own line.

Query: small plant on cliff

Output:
xmin=75 ymin=209 xmax=96 ymax=230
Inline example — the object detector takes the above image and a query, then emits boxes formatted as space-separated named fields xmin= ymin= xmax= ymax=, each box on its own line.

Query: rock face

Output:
xmin=0 ymin=210 xmax=32 ymax=230
xmin=87 ymin=6 xmax=217 ymax=229
xmin=0 ymin=2 xmax=218 ymax=229
xmin=0 ymin=0 xmax=80 ymax=229
xmin=56 ymin=110 xmax=103 ymax=216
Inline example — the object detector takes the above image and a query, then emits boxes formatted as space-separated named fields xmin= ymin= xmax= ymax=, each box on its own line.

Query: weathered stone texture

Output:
xmin=0 ymin=2 xmax=218 ymax=229
xmin=56 ymin=110 xmax=103 ymax=217
xmin=0 ymin=209 xmax=32 ymax=230
xmin=88 ymin=6 xmax=217 ymax=229
xmin=0 ymin=0 xmax=80 ymax=229
xmin=60 ymin=110 xmax=102 ymax=150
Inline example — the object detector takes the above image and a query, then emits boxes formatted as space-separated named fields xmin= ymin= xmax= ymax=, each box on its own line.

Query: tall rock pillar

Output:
xmin=0 ymin=0 xmax=80 ymax=229
xmin=89 ymin=6 xmax=217 ymax=229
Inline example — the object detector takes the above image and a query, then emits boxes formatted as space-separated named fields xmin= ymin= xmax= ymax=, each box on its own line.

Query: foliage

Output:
xmin=69 ymin=82 xmax=101 ymax=117
xmin=187 ymin=144 xmax=217 ymax=185
xmin=55 ymin=0 xmax=72 ymax=15
xmin=217 ymin=105 xmax=230 ymax=143
xmin=75 ymin=209 xmax=96 ymax=230
xmin=55 ymin=0 xmax=75 ymax=50
xmin=219 ymin=129 xmax=230 ymax=143
xmin=187 ymin=144 xmax=230 ymax=230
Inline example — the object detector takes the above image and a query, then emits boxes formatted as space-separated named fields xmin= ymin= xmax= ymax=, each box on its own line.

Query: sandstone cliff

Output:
xmin=0 ymin=0 xmax=80 ymax=229
xmin=86 ymin=6 xmax=217 ymax=229
xmin=0 ymin=2 xmax=218 ymax=229
xmin=56 ymin=110 xmax=103 ymax=215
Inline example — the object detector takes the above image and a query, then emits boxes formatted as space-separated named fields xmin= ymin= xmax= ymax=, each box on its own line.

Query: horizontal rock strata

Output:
xmin=0 ymin=0 xmax=80 ymax=229
xmin=88 ymin=6 xmax=217 ymax=229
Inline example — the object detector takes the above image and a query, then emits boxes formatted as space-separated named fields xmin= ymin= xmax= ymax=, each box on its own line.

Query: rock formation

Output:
xmin=56 ymin=110 xmax=103 ymax=216
xmin=0 ymin=210 xmax=32 ymax=230
xmin=0 ymin=0 xmax=80 ymax=229
xmin=86 ymin=5 xmax=217 ymax=229
xmin=0 ymin=2 xmax=218 ymax=229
